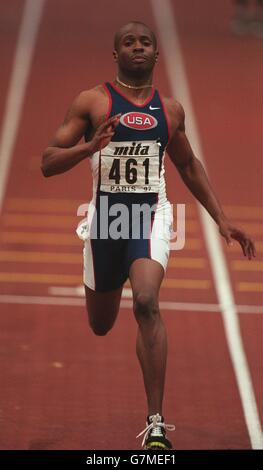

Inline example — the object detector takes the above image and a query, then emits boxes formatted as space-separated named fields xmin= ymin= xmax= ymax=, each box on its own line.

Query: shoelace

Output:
xmin=136 ymin=414 xmax=175 ymax=448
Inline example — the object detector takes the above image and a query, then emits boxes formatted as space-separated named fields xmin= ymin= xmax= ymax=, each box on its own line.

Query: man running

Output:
xmin=41 ymin=21 xmax=255 ymax=450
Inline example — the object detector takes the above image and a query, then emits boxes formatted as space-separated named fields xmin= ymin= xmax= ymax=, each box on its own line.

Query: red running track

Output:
xmin=0 ymin=0 xmax=262 ymax=450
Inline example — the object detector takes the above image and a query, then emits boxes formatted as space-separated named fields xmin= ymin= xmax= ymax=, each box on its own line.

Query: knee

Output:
xmin=86 ymin=309 xmax=112 ymax=336
xmin=89 ymin=321 xmax=111 ymax=336
xmin=134 ymin=292 xmax=159 ymax=321
xmin=85 ymin=303 xmax=116 ymax=336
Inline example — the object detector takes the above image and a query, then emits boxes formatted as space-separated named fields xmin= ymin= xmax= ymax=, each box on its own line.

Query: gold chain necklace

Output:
xmin=115 ymin=76 xmax=153 ymax=90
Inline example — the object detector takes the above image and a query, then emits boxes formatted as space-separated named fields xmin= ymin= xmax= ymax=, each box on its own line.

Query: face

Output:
xmin=113 ymin=24 xmax=158 ymax=77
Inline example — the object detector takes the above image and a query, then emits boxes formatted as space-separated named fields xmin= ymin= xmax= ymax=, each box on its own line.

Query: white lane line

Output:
xmin=49 ymin=285 xmax=85 ymax=297
xmin=158 ymin=302 xmax=263 ymax=314
xmin=48 ymin=286 xmax=134 ymax=298
xmin=151 ymin=0 xmax=263 ymax=449
xmin=122 ymin=287 xmax=133 ymax=298
xmin=1 ymin=294 xmax=263 ymax=314
xmin=0 ymin=295 xmax=84 ymax=307
xmin=0 ymin=0 xmax=46 ymax=213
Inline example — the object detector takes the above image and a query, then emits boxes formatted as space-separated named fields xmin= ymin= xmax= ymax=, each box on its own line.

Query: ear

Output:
xmin=155 ymin=50 xmax=159 ymax=62
xmin=113 ymin=50 xmax=118 ymax=62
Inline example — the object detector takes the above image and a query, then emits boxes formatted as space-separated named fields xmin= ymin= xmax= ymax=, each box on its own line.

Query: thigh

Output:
xmin=129 ymin=258 xmax=164 ymax=300
xmin=126 ymin=201 xmax=172 ymax=282
xmin=83 ymin=237 xmax=128 ymax=292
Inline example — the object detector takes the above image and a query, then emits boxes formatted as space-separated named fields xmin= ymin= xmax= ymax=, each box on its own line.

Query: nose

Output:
xmin=133 ymin=40 xmax=144 ymax=52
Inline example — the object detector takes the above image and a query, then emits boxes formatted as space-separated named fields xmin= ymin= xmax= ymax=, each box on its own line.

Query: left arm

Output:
xmin=166 ymin=102 xmax=255 ymax=259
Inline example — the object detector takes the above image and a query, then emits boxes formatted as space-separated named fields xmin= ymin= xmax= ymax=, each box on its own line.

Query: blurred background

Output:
xmin=0 ymin=0 xmax=262 ymax=450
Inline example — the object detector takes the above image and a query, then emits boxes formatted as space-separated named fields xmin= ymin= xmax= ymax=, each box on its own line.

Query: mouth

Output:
xmin=131 ymin=55 xmax=147 ymax=63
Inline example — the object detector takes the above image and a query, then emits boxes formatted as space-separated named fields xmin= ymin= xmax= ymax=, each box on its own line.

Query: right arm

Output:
xmin=41 ymin=91 xmax=120 ymax=177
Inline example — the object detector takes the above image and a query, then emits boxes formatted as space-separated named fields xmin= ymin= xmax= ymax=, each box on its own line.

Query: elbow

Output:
xmin=41 ymin=152 xmax=53 ymax=177
xmin=40 ymin=160 xmax=50 ymax=177
xmin=41 ymin=165 xmax=50 ymax=177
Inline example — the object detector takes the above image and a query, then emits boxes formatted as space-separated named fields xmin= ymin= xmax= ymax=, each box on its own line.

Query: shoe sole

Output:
xmin=144 ymin=442 xmax=172 ymax=450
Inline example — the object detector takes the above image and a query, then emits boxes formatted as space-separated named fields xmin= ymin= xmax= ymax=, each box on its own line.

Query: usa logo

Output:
xmin=120 ymin=112 xmax=157 ymax=130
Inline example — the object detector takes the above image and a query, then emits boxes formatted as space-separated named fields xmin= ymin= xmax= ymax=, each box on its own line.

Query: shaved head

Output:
xmin=114 ymin=21 xmax=157 ymax=51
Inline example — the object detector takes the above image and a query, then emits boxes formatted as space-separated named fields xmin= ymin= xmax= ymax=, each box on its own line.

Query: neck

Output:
xmin=118 ymin=71 xmax=153 ymax=86
xmin=116 ymin=76 xmax=153 ymax=90
xmin=114 ymin=71 xmax=154 ymax=98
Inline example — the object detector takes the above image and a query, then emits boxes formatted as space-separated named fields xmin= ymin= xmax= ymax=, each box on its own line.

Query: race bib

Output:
xmin=100 ymin=141 xmax=161 ymax=193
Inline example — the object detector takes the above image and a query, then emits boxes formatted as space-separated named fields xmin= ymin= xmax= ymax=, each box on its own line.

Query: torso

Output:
xmin=82 ymin=83 xmax=181 ymax=140
xmin=79 ymin=84 xmax=178 ymax=287
xmin=84 ymin=82 xmax=176 ymax=207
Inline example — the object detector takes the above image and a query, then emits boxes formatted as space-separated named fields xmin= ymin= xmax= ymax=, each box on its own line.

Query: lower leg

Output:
xmin=135 ymin=301 xmax=167 ymax=416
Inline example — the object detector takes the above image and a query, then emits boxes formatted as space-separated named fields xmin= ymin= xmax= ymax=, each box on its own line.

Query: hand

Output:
xmin=218 ymin=219 xmax=256 ymax=260
xmin=88 ymin=114 xmax=121 ymax=154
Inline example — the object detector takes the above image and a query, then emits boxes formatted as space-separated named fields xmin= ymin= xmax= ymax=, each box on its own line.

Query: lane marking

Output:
xmin=0 ymin=0 xmax=46 ymax=213
xmin=3 ymin=273 xmax=261 ymax=292
xmin=238 ymin=283 xmax=263 ymax=292
xmin=224 ymin=206 xmax=263 ymax=219
xmin=182 ymin=238 xmax=202 ymax=250
xmin=228 ymin=242 xmax=263 ymax=253
xmin=125 ymin=278 xmax=211 ymax=290
xmin=0 ymin=232 xmax=203 ymax=250
xmin=168 ymin=257 xmax=206 ymax=268
xmin=48 ymin=286 xmax=134 ymax=299
xmin=3 ymin=214 xmax=77 ymax=228
xmin=0 ymin=272 xmax=81 ymax=284
xmin=151 ymin=0 xmax=263 ymax=449
xmin=0 ymin=250 xmax=81 ymax=264
xmin=121 ymin=301 xmax=263 ymax=315
xmin=121 ymin=287 xmax=133 ymax=298
xmin=49 ymin=285 xmax=85 ymax=297
xmin=47 ymin=286 xmax=263 ymax=312
xmin=2 ymin=214 xmax=200 ymax=232
xmin=0 ymin=295 xmax=85 ymax=307
xmin=0 ymin=272 xmax=211 ymax=289
xmin=232 ymin=222 xmax=263 ymax=236
xmin=0 ymin=250 xmax=207 ymax=268
xmin=5 ymin=197 xmax=84 ymax=212
xmin=0 ymin=231 xmax=80 ymax=246
xmin=162 ymin=279 xmax=211 ymax=289
xmin=232 ymin=261 xmax=263 ymax=272
xmin=5 ymin=199 xmax=197 ymax=215
xmin=0 ymin=294 xmax=263 ymax=315
xmin=6 ymin=199 xmax=263 ymax=219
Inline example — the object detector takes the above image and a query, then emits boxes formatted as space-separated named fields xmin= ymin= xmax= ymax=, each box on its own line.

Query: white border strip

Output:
xmin=151 ymin=0 xmax=263 ymax=449
xmin=0 ymin=0 xmax=46 ymax=213
xmin=1 ymin=294 xmax=263 ymax=314
xmin=0 ymin=294 xmax=85 ymax=306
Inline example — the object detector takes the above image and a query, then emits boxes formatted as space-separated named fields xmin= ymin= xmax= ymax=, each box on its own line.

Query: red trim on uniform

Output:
xmin=158 ymin=92 xmax=171 ymax=143
xmin=110 ymin=81 xmax=155 ymax=108
xmin=148 ymin=194 xmax=159 ymax=258
xmin=103 ymin=83 xmax=113 ymax=120
xmin=90 ymin=238 xmax=96 ymax=291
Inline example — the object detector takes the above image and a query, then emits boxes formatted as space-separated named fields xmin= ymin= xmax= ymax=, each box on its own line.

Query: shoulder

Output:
xmin=159 ymin=95 xmax=185 ymax=133
xmin=162 ymin=96 xmax=184 ymax=121
xmin=70 ymin=84 xmax=108 ymax=116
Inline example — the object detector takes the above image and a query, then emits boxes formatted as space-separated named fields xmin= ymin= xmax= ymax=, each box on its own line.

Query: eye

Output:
xmin=124 ymin=39 xmax=134 ymax=47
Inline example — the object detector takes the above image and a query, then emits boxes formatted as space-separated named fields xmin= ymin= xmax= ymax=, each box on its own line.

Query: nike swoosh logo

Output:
xmin=149 ymin=106 xmax=160 ymax=110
